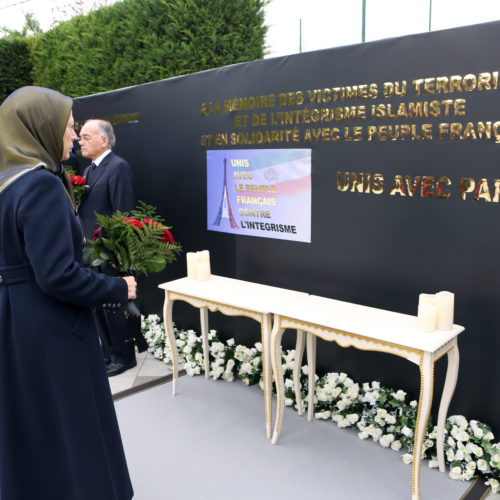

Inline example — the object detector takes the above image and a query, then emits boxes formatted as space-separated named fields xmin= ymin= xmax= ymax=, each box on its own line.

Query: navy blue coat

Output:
xmin=0 ymin=168 xmax=133 ymax=499
xmin=79 ymin=151 xmax=136 ymax=241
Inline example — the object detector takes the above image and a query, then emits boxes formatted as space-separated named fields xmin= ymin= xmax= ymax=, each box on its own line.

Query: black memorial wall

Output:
xmin=75 ymin=20 xmax=500 ymax=432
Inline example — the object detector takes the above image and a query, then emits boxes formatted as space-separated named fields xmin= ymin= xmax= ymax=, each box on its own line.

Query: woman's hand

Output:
xmin=122 ymin=276 xmax=137 ymax=299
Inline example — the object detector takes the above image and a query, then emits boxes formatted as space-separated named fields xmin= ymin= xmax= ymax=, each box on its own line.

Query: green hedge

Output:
xmin=0 ymin=37 xmax=33 ymax=103
xmin=28 ymin=0 xmax=267 ymax=97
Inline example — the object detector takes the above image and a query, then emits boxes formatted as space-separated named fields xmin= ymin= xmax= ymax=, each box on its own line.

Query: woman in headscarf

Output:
xmin=0 ymin=87 xmax=135 ymax=499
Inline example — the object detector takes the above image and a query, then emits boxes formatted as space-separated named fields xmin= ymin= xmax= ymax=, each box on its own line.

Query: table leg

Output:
xmin=412 ymin=351 xmax=434 ymax=500
xmin=262 ymin=313 xmax=273 ymax=439
xmin=271 ymin=321 xmax=286 ymax=445
xmin=294 ymin=330 xmax=306 ymax=415
xmin=199 ymin=307 xmax=210 ymax=378
xmin=437 ymin=339 xmax=459 ymax=472
xmin=307 ymin=333 xmax=317 ymax=421
xmin=163 ymin=297 xmax=180 ymax=395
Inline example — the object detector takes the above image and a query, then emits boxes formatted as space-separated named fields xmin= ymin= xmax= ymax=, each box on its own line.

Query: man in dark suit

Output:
xmin=78 ymin=119 xmax=145 ymax=376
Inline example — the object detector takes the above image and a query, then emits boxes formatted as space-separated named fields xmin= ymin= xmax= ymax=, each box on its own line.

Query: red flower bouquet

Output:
xmin=87 ymin=201 xmax=182 ymax=275
xmin=65 ymin=168 xmax=89 ymax=205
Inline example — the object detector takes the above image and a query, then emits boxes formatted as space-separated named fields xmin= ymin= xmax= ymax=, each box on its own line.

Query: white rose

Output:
xmin=447 ymin=436 xmax=456 ymax=448
xmin=336 ymin=401 xmax=346 ymax=411
xmin=449 ymin=466 xmax=463 ymax=480
xmin=379 ymin=434 xmax=395 ymax=448
xmin=402 ymin=454 xmax=413 ymax=465
xmin=457 ymin=431 xmax=470 ymax=442
xmin=328 ymin=414 xmax=340 ymax=424
xmin=226 ymin=338 xmax=235 ymax=346
xmin=315 ymin=410 xmax=331 ymax=420
xmin=392 ymin=389 xmax=407 ymax=401
xmin=240 ymin=362 xmax=252 ymax=375
xmin=358 ymin=431 xmax=369 ymax=440
xmin=428 ymin=459 xmax=438 ymax=469
xmin=376 ymin=408 xmax=387 ymax=419
xmin=371 ymin=381 xmax=380 ymax=389
xmin=332 ymin=387 xmax=342 ymax=398
xmin=446 ymin=449 xmax=456 ymax=462
xmin=486 ymin=478 xmax=499 ymax=494
xmin=472 ymin=426 xmax=484 ymax=439
xmin=466 ymin=461 xmax=476 ymax=471
xmin=346 ymin=413 xmax=359 ymax=425
xmin=410 ymin=400 xmax=417 ymax=408
xmin=391 ymin=440 xmax=402 ymax=451
xmin=338 ymin=418 xmax=352 ymax=428
xmin=477 ymin=459 xmax=489 ymax=472
xmin=402 ymin=426 xmax=413 ymax=438
xmin=316 ymin=390 xmax=329 ymax=402
xmin=385 ymin=414 xmax=396 ymax=425
xmin=490 ymin=453 xmax=500 ymax=468
xmin=371 ymin=428 xmax=383 ymax=440
xmin=285 ymin=397 xmax=293 ymax=406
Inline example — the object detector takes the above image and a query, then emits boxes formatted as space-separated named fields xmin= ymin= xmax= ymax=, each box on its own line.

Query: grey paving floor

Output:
xmin=108 ymin=350 xmax=172 ymax=395
xmin=110 ymin=350 xmax=500 ymax=500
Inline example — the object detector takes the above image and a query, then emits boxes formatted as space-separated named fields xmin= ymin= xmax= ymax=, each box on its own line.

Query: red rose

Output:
xmin=93 ymin=227 xmax=101 ymax=240
xmin=70 ymin=174 xmax=87 ymax=187
xmin=160 ymin=228 xmax=174 ymax=244
xmin=143 ymin=218 xmax=160 ymax=228
xmin=124 ymin=217 xmax=143 ymax=229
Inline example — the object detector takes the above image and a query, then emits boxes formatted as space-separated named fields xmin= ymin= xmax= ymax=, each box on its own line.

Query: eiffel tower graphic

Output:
xmin=213 ymin=157 xmax=239 ymax=228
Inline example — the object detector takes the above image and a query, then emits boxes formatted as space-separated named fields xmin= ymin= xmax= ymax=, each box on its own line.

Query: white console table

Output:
xmin=270 ymin=295 xmax=464 ymax=500
xmin=158 ymin=275 xmax=307 ymax=438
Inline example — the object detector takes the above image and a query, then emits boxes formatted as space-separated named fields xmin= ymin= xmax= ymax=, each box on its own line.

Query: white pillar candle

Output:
xmin=436 ymin=291 xmax=454 ymax=330
xmin=198 ymin=250 xmax=210 ymax=262
xmin=196 ymin=260 xmax=211 ymax=281
xmin=419 ymin=293 xmax=436 ymax=306
xmin=417 ymin=304 xmax=437 ymax=332
xmin=186 ymin=252 xmax=198 ymax=279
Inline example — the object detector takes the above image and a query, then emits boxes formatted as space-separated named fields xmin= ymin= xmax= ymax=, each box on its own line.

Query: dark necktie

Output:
xmin=86 ymin=162 xmax=97 ymax=184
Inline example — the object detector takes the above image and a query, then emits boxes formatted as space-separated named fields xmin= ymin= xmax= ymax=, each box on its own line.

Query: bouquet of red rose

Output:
xmin=87 ymin=201 xmax=182 ymax=275
xmin=65 ymin=168 xmax=89 ymax=205
xmin=86 ymin=201 xmax=182 ymax=315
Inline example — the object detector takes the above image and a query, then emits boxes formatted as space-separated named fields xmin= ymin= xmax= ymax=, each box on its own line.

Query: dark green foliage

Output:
xmin=28 ymin=0 xmax=267 ymax=97
xmin=0 ymin=36 xmax=33 ymax=103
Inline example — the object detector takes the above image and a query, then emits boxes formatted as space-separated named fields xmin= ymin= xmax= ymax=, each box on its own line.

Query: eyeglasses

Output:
xmin=78 ymin=134 xmax=103 ymax=142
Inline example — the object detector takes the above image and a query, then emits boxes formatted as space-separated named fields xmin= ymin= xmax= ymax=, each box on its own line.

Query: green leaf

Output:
xmin=99 ymin=250 xmax=111 ymax=260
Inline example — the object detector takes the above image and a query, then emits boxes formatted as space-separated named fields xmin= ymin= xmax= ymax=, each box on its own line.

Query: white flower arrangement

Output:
xmin=141 ymin=314 xmax=500 ymax=493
